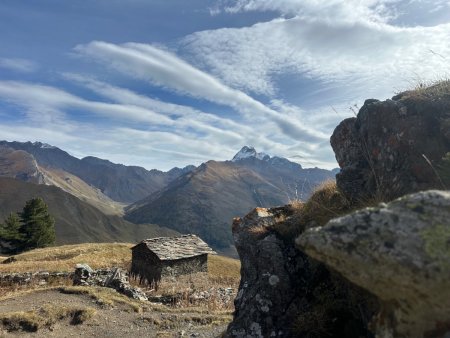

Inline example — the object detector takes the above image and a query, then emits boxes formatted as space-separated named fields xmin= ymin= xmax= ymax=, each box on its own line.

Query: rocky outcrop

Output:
xmin=226 ymin=207 xmax=377 ymax=338
xmin=73 ymin=264 xmax=148 ymax=301
xmin=331 ymin=89 xmax=450 ymax=202
xmin=0 ymin=146 xmax=45 ymax=183
xmin=298 ymin=190 xmax=450 ymax=338
xmin=0 ymin=271 xmax=71 ymax=286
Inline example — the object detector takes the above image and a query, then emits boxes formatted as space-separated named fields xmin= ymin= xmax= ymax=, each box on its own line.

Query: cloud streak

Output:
xmin=74 ymin=41 xmax=328 ymax=144
xmin=181 ymin=14 xmax=450 ymax=102
xmin=0 ymin=57 xmax=38 ymax=73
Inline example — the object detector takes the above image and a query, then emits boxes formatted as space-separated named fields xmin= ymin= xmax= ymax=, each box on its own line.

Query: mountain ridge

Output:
xmin=125 ymin=149 xmax=337 ymax=249
xmin=0 ymin=141 xmax=195 ymax=203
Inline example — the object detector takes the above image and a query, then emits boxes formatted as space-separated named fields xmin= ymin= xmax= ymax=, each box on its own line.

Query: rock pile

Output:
xmin=73 ymin=264 xmax=147 ymax=301
xmin=0 ymin=271 xmax=71 ymax=286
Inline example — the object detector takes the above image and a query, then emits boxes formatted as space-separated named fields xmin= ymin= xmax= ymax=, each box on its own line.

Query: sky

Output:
xmin=0 ymin=0 xmax=449 ymax=170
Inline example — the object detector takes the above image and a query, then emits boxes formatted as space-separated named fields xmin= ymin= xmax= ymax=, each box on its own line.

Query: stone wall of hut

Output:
xmin=131 ymin=244 xmax=208 ymax=286
xmin=161 ymin=254 xmax=207 ymax=278
xmin=130 ymin=243 xmax=162 ymax=285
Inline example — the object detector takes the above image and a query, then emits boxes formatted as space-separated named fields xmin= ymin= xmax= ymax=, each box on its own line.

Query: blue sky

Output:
xmin=0 ymin=0 xmax=449 ymax=170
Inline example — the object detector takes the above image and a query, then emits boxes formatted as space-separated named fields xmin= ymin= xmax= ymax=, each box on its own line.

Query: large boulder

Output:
xmin=226 ymin=207 xmax=377 ymax=338
xmin=331 ymin=85 xmax=450 ymax=202
xmin=298 ymin=190 xmax=450 ymax=338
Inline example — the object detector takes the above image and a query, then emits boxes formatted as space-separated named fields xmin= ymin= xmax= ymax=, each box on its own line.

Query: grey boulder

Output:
xmin=297 ymin=190 xmax=450 ymax=338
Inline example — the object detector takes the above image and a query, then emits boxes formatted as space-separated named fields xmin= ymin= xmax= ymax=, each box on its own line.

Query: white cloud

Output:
xmin=74 ymin=41 xmax=328 ymax=144
xmin=181 ymin=9 xmax=450 ymax=103
xmin=0 ymin=79 xmax=331 ymax=170
xmin=0 ymin=57 xmax=38 ymax=73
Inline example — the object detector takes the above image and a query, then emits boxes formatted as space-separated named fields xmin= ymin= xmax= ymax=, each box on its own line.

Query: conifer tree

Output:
xmin=19 ymin=197 xmax=55 ymax=250
xmin=0 ymin=212 xmax=23 ymax=252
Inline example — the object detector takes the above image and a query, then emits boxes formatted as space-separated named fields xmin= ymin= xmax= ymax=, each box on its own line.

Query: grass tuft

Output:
xmin=273 ymin=180 xmax=353 ymax=241
xmin=398 ymin=79 xmax=450 ymax=100
xmin=0 ymin=305 xmax=96 ymax=332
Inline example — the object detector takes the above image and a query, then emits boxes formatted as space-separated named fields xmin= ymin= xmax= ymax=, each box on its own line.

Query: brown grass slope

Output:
xmin=126 ymin=160 xmax=335 ymax=249
xmin=0 ymin=243 xmax=240 ymax=278
xmin=0 ymin=178 xmax=178 ymax=247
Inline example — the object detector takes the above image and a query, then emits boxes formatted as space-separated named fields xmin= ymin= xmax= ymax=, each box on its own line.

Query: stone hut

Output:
xmin=130 ymin=234 xmax=216 ymax=286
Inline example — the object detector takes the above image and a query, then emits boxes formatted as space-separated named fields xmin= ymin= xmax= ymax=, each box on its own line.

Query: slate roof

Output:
xmin=133 ymin=234 xmax=216 ymax=261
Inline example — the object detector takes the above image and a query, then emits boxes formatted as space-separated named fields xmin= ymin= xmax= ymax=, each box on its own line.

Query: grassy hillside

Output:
xmin=0 ymin=178 xmax=178 ymax=248
xmin=0 ymin=243 xmax=241 ymax=279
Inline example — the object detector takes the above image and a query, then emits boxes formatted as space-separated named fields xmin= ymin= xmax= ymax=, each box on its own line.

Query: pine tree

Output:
xmin=19 ymin=197 xmax=56 ymax=250
xmin=0 ymin=212 xmax=24 ymax=252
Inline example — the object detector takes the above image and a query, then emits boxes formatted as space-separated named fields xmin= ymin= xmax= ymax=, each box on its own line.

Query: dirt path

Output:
xmin=0 ymin=289 xmax=229 ymax=337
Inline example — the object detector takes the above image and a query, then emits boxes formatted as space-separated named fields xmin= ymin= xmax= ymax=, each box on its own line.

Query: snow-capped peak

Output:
xmin=33 ymin=142 xmax=56 ymax=149
xmin=232 ymin=146 xmax=270 ymax=162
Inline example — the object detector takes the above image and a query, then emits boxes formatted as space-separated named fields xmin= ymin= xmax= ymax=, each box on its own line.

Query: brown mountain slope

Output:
xmin=39 ymin=167 xmax=125 ymax=215
xmin=0 ymin=141 xmax=194 ymax=203
xmin=0 ymin=178 xmax=178 ymax=248
xmin=125 ymin=159 xmax=336 ymax=249
xmin=0 ymin=146 xmax=44 ymax=183
xmin=0 ymin=145 xmax=124 ymax=215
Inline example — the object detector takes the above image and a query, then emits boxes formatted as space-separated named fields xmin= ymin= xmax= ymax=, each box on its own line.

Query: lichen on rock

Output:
xmin=226 ymin=206 xmax=377 ymax=337
xmin=298 ymin=190 xmax=450 ymax=338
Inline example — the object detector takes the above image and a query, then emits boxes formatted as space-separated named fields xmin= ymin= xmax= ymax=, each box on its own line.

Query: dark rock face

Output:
xmin=331 ymin=94 xmax=450 ymax=202
xmin=226 ymin=207 xmax=377 ymax=338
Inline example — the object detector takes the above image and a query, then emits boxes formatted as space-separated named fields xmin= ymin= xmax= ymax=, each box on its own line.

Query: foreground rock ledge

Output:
xmin=226 ymin=207 xmax=377 ymax=338
xmin=298 ymin=190 xmax=450 ymax=338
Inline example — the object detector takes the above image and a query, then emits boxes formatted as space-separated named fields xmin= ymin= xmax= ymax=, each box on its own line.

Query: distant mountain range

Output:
xmin=0 ymin=141 xmax=337 ymax=252
xmin=125 ymin=147 xmax=337 ymax=248
xmin=0 ymin=141 xmax=194 ymax=204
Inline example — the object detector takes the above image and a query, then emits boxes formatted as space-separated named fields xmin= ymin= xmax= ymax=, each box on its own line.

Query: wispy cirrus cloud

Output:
xmin=180 ymin=13 xmax=450 ymax=101
xmin=74 ymin=41 xmax=329 ymax=144
xmin=0 ymin=57 xmax=38 ymax=73
xmin=0 ymin=78 xmax=328 ymax=169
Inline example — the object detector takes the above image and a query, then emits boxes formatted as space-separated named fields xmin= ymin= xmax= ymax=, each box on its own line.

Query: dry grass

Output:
xmin=208 ymin=255 xmax=240 ymax=281
xmin=143 ymin=272 xmax=239 ymax=312
xmin=0 ymin=242 xmax=133 ymax=273
xmin=0 ymin=243 xmax=240 ymax=314
xmin=273 ymin=180 xmax=353 ymax=241
xmin=0 ymin=304 xmax=96 ymax=332
xmin=59 ymin=286 xmax=143 ymax=312
xmin=399 ymin=79 xmax=450 ymax=100
xmin=0 ymin=243 xmax=240 ymax=277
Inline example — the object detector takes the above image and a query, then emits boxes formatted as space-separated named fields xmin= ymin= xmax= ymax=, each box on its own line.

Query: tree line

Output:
xmin=0 ymin=197 xmax=56 ymax=254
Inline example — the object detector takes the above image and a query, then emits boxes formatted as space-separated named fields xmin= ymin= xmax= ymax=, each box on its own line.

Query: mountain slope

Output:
xmin=0 ymin=145 xmax=124 ymax=215
xmin=125 ymin=148 xmax=337 ymax=249
xmin=0 ymin=146 xmax=44 ymax=184
xmin=0 ymin=141 xmax=194 ymax=203
xmin=39 ymin=167 xmax=126 ymax=215
xmin=0 ymin=178 xmax=178 ymax=249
